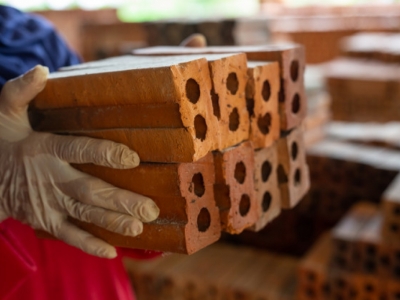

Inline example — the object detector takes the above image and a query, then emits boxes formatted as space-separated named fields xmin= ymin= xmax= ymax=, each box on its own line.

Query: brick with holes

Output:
xmin=297 ymin=232 xmax=333 ymax=300
xmin=276 ymin=126 xmax=310 ymax=209
xmin=132 ymin=44 xmax=307 ymax=130
xmin=246 ymin=61 xmax=280 ymax=149
xmin=382 ymin=173 xmax=400 ymax=245
xmin=331 ymin=202 xmax=377 ymax=272
xmin=39 ymin=153 xmax=221 ymax=254
xmin=31 ymin=55 xmax=218 ymax=163
xmin=248 ymin=143 xmax=281 ymax=232
xmin=213 ymin=141 xmax=259 ymax=234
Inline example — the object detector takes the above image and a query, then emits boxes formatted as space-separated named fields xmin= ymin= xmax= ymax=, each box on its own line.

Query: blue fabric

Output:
xmin=0 ymin=5 xmax=81 ymax=89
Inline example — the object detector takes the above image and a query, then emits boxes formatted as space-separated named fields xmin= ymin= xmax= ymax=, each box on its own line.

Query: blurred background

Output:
xmin=6 ymin=0 xmax=400 ymax=299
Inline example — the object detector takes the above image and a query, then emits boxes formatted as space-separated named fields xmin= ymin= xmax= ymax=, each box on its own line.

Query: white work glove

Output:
xmin=0 ymin=65 xmax=160 ymax=258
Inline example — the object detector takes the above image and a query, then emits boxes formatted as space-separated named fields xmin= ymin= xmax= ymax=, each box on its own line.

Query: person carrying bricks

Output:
xmin=0 ymin=5 xmax=205 ymax=299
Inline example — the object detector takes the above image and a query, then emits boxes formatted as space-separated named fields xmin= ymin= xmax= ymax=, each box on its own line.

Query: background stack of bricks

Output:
xmin=124 ymin=242 xmax=298 ymax=300
xmin=31 ymin=44 xmax=310 ymax=255
xmin=298 ymin=198 xmax=400 ymax=300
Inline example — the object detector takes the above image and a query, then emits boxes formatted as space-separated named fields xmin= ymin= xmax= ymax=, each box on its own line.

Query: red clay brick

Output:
xmin=277 ymin=126 xmax=310 ymax=209
xmin=133 ymin=44 xmax=307 ymax=130
xmin=66 ymin=153 xmax=221 ymax=254
xmin=246 ymin=61 xmax=280 ymax=149
xmin=213 ymin=141 xmax=259 ymax=234
xmin=248 ymin=144 xmax=281 ymax=232
xmin=32 ymin=55 xmax=218 ymax=163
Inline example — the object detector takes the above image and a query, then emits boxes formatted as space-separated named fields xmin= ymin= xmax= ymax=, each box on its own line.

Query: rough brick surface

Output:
xmin=277 ymin=126 xmax=310 ymax=209
xmin=31 ymin=55 xmax=218 ymax=163
xmin=132 ymin=44 xmax=307 ymax=130
xmin=249 ymin=144 xmax=281 ymax=232
xmin=69 ymin=154 xmax=221 ymax=254
xmin=246 ymin=61 xmax=280 ymax=149
xmin=213 ymin=141 xmax=259 ymax=234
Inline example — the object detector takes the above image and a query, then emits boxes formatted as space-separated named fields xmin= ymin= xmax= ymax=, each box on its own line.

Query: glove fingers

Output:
xmin=49 ymin=135 xmax=139 ymax=169
xmin=64 ymin=198 xmax=144 ymax=237
xmin=0 ymin=65 xmax=49 ymax=114
xmin=55 ymin=221 xmax=117 ymax=258
xmin=59 ymin=174 xmax=159 ymax=223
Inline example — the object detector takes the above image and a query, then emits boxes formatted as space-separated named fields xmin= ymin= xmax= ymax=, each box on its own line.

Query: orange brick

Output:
xmin=246 ymin=61 xmax=280 ymax=149
xmin=133 ymin=44 xmax=307 ymax=130
xmin=213 ymin=141 xmax=259 ymax=234
xmin=31 ymin=55 xmax=218 ymax=163
xmin=248 ymin=144 xmax=281 ymax=232
xmin=66 ymin=154 xmax=221 ymax=254
xmin=277 ymin=126 xmax=310 ymax=209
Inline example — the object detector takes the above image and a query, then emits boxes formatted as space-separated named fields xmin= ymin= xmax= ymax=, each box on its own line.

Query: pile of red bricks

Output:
xmin=124 ymin=242 xmax=298 ymax=300
xmin=31 ymin=44 xmax=310 ymax=254
xmin=298 ymin=201 xmax=400 ymax=300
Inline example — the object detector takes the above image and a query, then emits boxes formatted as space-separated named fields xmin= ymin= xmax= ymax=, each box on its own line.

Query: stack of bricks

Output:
xmin=323 ymin=57 xmax=400 ymax=122
xmin=124 ymin=242 xmax=298 ymax=300
xmin=224 ymin=138 xmax=400 ymax=257
xmin=31 ymin=44 xmax=310 ymax=254
xmin=298 ymin=201 xmax=400 ymax=300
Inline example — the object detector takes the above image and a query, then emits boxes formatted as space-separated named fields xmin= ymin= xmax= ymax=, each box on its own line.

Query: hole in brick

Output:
xmin=394 ymin=206 xmax=400 ymax=216
xmin=194 ymin=114 xmax=207 ymax=141
xmin=366 ymin=245 xmax=377 ymax=256
xmin=257 ymin=112 xmax=271 ymax=135
xmin=234 ymin=161 xmax=246 ymax=184
xmin=336 ymin=278 xmax=346 ymax=288
xmin=229 ymin=108 xmax=240 ymax=132
xmin=291 ymin=142 xmax=298 ymax=160
xmin=197 ymin=208 xmax=211 ymax=232
xmin=322 ymin=284 xmax=331 ymax=295
xmin=186 ymin=78 xmax=200 ymax=104
xmin=391 ymin=223 xmax=399 ymax=232
xmin=262 ymin=192 xmax=272 ymax=212
xmin=337 ymin=241 xmax=348 ymax=252
xmin=239 ymin=194 xmax=251 ymax=217
xmin=294 ymin=168 xmax=301 ymax=185
xmin=262 ymin=80 xmax=271 ymax=102
xmin=261 ymin=161 xmax=272 ymax=182
xmin=380 ymin=255 xmax=390 ymax=266
xmin=395 ymin=292 xmax=400 ymax=300
xmin=290 ymin=60 xmax=299 ymax=82
xmin=305 ymin=287 xmax=315 ymax=298
xmin=364 ymin=260 xmax=376 ymax=273
xmin=227 ymin=72 xmax=239 ymax=95
xmin=307 ymin=272 xmax=316 ymax=282
xmin=210 ymin=87 xmax=221 ymax=119
xmin=395 ymin=267 xmax=400 ymax=278
xmin=191 ymin=173 xmax=205 ymax=197
xmin=396 ymin=251 xmax=400 ymax=261
xmin=246 ymin=97 xmax=255 ymax=117
xmin=292 ymin=93 xmax=300 ymax=114
xmin=277 ymin=165 xmax=288 ymax=184
xmin=365 ymin=283 xmax=374 ymax=293
xmin=334 ymin=256 xmax=347 ymax=268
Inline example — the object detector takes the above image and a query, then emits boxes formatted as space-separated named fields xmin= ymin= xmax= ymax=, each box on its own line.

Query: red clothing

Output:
xmin=0 ymin=218 xmax=160 ymax=300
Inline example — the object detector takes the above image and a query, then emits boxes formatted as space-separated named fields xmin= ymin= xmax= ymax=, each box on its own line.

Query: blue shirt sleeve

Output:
xmin=0 ymin=5 xmax=81 ymax=89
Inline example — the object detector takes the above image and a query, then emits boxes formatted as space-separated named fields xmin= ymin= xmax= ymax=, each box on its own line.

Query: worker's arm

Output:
xmin=0 ymin=65 xmax=160 ymax=259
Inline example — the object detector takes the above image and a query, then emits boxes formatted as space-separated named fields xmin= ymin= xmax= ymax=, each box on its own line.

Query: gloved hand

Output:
xmin=0 ymin=65 xmax=160 ymax=259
